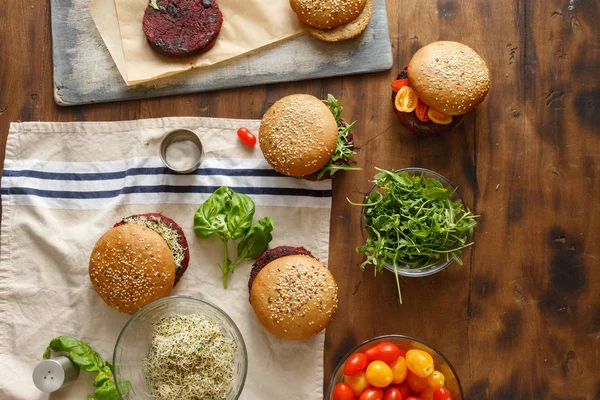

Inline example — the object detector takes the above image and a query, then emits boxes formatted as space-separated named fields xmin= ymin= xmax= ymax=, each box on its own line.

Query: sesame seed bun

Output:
xmin=249 ymin=254 xmax=338 ymax=341
xmin=259 ymin=94 xmax=338 ymax=177
xmin=89 ymin=224 xmax=175 ymax=314
xmin=290 ymin=0 xmax=367 ymax=30
xmin=407 ymin=41 xmax=490 ymax=116
xmin=305 ymin=0 xmax=373 ymax=42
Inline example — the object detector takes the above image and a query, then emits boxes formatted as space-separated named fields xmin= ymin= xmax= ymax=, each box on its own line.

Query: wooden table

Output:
xmin=1 ymin=0 xmax=599 ymax=398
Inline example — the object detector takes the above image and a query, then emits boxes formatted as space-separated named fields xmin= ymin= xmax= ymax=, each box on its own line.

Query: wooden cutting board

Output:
xmin=50 ymin=0 xmax=393 ymax=106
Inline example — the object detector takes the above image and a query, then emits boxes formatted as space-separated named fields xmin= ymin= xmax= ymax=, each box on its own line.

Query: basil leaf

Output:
xmin=93 ymin=365 xmax=113 ymax=387
xmin=93 ymin=379 xmax=121 ymax=400
xmin=226 ymin=192 xmax=255 ymax=240
xmin=193 ymin=186 xmax=231 ymax=238
xmin=235 ymin=217 xmax=274 ymax=263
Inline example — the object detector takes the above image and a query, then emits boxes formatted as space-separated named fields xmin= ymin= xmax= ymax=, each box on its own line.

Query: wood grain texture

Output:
xmin=1 ymin=0 xmax=600 ymax=398
xmin=50 ymin=0 xmax=392 ymax=106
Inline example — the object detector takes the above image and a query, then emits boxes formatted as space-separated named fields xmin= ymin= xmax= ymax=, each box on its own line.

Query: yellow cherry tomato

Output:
xmin=406 ymin=370 xmax=429 ymax=393
xmin=427 ymin=370 xmax=445 ymax=389
xmin=389 ymin=356 xmax=407 ymax=384
xmin=420 ymin=387 xmax=435 ymax=400
xmin=394 ymin=86 xmax=418 ymax=112
xmin=344 ymin=371 xmax=370 ymax=397
xmin=365 ymin=361 xmax=394 ymax=388
xmin=405 ymin=349 xmax=434 ymax=378
xmin=427 ymin=108 xmax=453 ymax=125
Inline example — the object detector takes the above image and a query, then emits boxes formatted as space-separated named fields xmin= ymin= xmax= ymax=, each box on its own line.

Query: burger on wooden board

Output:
xmin=89 ymin=213 xmax=190 ymax=313
xmin=392 ymin=41 xmax=490 ymax=136
xmin=259 ymin=94 xmax=360 ymax=180
xmin=248 ymin=246 xmax=338 ymax=340
xmin=290 ymin=0 xmax=375 ymax=42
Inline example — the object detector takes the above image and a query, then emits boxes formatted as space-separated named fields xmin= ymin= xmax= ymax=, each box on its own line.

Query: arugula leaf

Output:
xmin=234 ymin=217 xmax=274 ymax=265
xmin=149 ymin=0 xmax=160 ymax=10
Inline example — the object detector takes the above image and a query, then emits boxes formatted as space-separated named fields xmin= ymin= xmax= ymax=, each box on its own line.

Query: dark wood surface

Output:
xmin=1 ymin=0 xmax=599 ymax=398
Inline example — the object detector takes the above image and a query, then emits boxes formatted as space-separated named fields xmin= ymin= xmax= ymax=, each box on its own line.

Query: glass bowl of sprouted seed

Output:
xmin=351 ymin=168 xmax=478 ymax=303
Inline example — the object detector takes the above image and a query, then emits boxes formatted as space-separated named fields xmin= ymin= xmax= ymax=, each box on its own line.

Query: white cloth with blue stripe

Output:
xmin=0 ymin=118 xmax=332 ymax=399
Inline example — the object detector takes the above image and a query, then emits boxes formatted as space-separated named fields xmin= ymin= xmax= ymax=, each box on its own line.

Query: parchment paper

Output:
xmin=89 ymin=0 xmax=306 ymax=85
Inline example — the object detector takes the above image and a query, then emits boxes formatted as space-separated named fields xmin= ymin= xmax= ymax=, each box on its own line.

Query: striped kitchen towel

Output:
xmin=0 ymin=118 xmax=331 ymax=400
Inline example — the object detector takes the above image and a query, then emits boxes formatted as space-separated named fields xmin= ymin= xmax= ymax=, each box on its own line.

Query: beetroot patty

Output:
xmin=115 ymin=213 xmax=190 ymax=285
xmin=143 ymin=0 xmax=223 ymax=57
xmin=248 ymin=246 xmax=315 ymax=296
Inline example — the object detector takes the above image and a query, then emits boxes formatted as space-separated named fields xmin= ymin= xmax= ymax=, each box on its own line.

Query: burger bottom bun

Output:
xmin=250 ymin=254 xmax=338 ymax=340
xmin=305 ymin=0 xmax=373 ymax=42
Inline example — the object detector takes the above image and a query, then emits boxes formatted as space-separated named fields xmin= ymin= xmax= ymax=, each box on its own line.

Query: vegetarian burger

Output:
xmin=89 ymin=213 xmax=190 ymax=313
xmin=248 ymin=246 xmax=338 ymax=340
xmin=392 ymin=41 xmax=490 ymax=136
xmin=259 ymin=94 xmax=359 ymax=180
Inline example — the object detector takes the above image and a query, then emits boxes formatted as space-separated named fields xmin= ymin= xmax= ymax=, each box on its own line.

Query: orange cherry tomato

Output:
xmin=427 ymin=371 xmax=445 ymax=390
xmin=345 ymin=371 xmax=370 ymax=397
xmin=237 ymin=127 xmax=257 ymax=146
xmin=345 ymin=353 xmax=369 ymax=376
xmin=415 ymin=100 xmax=430 ymax=122
xmin=433 ymin=388 xmax=453 ymax=400
xmin=420 ymin=388 xmax=435 ymax=400
xmin=394 ymin=86 xmax=418 ymax=112
xmin=365 ymin=343 xmax=402 ymax=364
xmin=360 ymin=388 xmax=384 ymax=400
xmin=389 ymin=356 xmax=407 ymax=384
xmin=365 ymin=361 xmax=394 ymax=388
xmin=426 ymin=109 xmax=452 ymax=125
xmin=405 ymin=350 xmax=434 ymax=378
xmin=391 ymin=79 xmax=410 ymax=92
xmin=383 ymin=388 xmax=403 ymax=400
xmin=333 ymin=383 xmax=356 ymax=400
xmin=406 ymin=370 xmax=429 ymax=393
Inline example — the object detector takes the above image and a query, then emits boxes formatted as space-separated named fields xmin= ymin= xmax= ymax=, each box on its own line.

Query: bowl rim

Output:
xmin=326 ymin=334 xmax=464 ymax=398
xmin=359 ymin=167 xmax=467 ymax=277
xmin=112 ymin=295 xmax=248 ymax=400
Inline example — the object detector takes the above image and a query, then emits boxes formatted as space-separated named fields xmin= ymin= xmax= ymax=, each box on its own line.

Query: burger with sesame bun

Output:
xmin=248 ymin=246 xmax=338 ymax=340
xmin=392 ymin=41 xmax=490 ymax=136
xmin=89 ymin=213 xmax=189 ymax=313
xmin=259 ymin=94 xmax=360 ymax=180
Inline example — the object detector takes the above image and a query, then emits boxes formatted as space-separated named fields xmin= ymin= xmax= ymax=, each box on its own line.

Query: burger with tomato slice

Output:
xmin=392 ymin=41 xmax=490 ymax=136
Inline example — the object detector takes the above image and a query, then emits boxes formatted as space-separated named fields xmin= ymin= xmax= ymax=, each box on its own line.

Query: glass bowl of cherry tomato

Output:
xmin=327 ymin=335 xmax=463 ymax=400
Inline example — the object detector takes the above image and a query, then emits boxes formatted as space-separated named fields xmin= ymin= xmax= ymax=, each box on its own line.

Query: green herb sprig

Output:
xmin=43 ymin=336 xmax=127 ymax=400
xmin=193 ymin=186 xmax=274 ymax=288
xmin=350 ymin=168 xmax=478 ymax=303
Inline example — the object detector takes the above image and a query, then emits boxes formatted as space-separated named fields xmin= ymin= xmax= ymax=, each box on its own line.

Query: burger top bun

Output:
xmin=259 ymin=94 xmax=338 ymax=177
xmin=290 ymin=0 xmax=367 ymax=30
xmin=89 ymin=224 xmax=175 ymax=314
xmin=407 ymin=41 xmax=490 ymax=116
xmin=250 ymin=254 xmax=338 ymax=341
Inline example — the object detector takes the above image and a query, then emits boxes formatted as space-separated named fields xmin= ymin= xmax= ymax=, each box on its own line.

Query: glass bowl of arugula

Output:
xmin=355 ymin=167 xmax=477 ymax=289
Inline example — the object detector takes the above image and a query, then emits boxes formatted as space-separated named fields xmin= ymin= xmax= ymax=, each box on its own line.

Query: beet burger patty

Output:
xmin=143 ymin=0 xmax=223 ymax=57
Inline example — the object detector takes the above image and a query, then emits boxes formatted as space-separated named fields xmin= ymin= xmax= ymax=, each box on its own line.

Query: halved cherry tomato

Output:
xmin=394 ymin=86 xmax=418 ymax=113
xmin=360 ymin=388 xmax=384 ymax=400
xmin=383 ymin=388 xmax=403 ymax=400
xmin=365 ymin=343 xmax=402 ymax=364
xmin=420 ymin=388 xmax=435 ymax=400
xmin=333 ymin=383 xmax=356 ymax=400
xmin=427 ymin=109 xmax=452 ymax=125
xmin=389 ymin=356 xmax=407 ymax=384
xmin=406 ymin=370 xmax=429 ymax=393
xmin=345 ymin=371 xmax=370 ymax=397
xmin=345 ymin=353 xmax=369 ymax=376
xmin=415 ymin=100 xmax=430 ymax=122
xmin=427 ymin=371 xmax=445 ymax=390
xmin=237 ymin=127 xmax=257 ymax=146
xmin=391 ymin=79 xmax=410 ymax=92
xmin=405 ymin=350 xmax=434 ymax=378
xmin=433 ymin=388 xmax=453 ymax=400
xmin=366 ymin=361 xmax=394 ymax=387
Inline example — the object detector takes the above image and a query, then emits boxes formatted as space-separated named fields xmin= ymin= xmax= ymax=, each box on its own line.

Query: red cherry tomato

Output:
xmin=383 ymin=388 xmax=403 ymax=400
xmin=365 ymin=342 xmax=402 ymax=364
xmin=344 ymin=353 xmax=369 ymax=376
xmin=405 ymin=397 xmax=423 ymax=400
xmin=391 ymin=79 xmax=410 ymax=92
xmin=397 ymin=383 xmax=411 ymax=399
xmin=360 ymin=388 xmax=384 ymax=400
xmin=237 ymin=127 xmax=257 ymax=146
xmin=433 ymin=388 xmax=453 ymax=400
xmin=333 ymin=383 xmax=356 ymax=400
xmin=415 ymin=100 xmax=430 ymax=122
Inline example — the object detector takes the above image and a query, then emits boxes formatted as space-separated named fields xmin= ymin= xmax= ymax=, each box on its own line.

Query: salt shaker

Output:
xmin=32 ymin=356 xmax=80 ymax=393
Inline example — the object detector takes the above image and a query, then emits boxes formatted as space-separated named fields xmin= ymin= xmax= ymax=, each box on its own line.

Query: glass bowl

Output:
xmin=113 ymin=296 xmax=248 ymax=400
xmin=360 ymin=167 xmax=469 ymax=277
xmin=326 ymin=335 xmax=463 ymax=399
